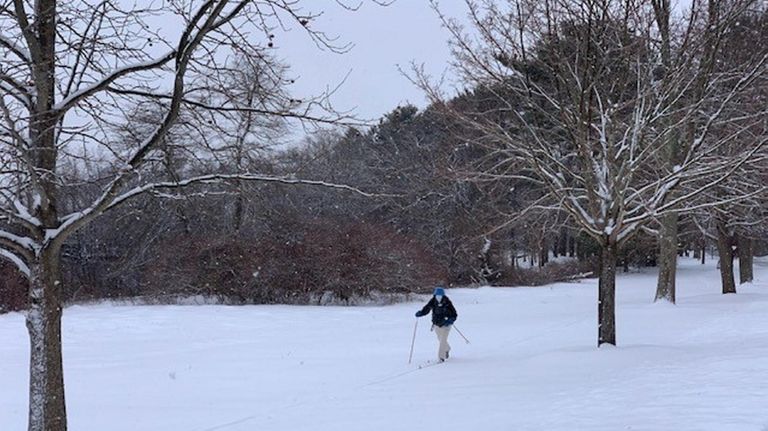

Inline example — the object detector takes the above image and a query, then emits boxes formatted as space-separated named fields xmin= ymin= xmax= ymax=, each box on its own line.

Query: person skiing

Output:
xmin=415 ymin=287 xmax=458 ymax=362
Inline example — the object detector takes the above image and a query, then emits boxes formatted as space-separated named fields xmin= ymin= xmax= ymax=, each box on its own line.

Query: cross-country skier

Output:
xmin=415 ymin=287 xmax=458 ymax=362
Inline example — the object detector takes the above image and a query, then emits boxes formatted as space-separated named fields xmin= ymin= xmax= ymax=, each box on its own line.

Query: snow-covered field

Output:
xmin=2 ymin=258 xmax=768 ymax=431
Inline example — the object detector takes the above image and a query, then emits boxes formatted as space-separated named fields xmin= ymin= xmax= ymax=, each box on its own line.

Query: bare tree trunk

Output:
xmin=598 ymin=240 xmax=617 ymax=346
xmin=716 ymin=218 xmax=736 ymax=294
xmin=233 ymin=144 xmax=245 ymax=232
xmin=27 ymin=250 xmax=67 ymax=431
xmin=651 ymin=0 xmax=679 ymax=304
xmin=233 ymin=192 xmax=244 ymax=232
xmin=556 ymin=227 xmax=567 ymax=257
xmin=655 ymin=212 xmax=678 ymax=303
xmin=738 ymin=235 xmax=754 ymax=284
xmin=569 ymin=234 xmax=576 ymax=258
xmin=701 ymin=235 xmax=706 ymax=265
xmin=622 ymin=248 xmax=630 ymax=273
xmin=25 ymin=1 xmax=67 ymax=429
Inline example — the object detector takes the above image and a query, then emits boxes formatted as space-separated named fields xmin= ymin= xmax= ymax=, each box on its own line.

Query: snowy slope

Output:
xmin=2 ymin=258 xmax=768 ymax=431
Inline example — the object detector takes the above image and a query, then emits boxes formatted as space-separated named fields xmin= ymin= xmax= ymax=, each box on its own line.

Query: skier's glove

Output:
xmin=444 ymin=318 xmax=455 ymax=325
xmin=415 ymin=311 xmax=425 ymax=317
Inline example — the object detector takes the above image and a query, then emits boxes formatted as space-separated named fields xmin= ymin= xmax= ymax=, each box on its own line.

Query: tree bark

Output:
xmin=716 ymin=218 xmax=736 ymax=294
xmin=25 ymin=1 xmax=67 ymax=429
xmin=598 ymin=240 xmax=617 ymax=346
xmin=233 ymin=145 xmax=245 ymax=232
xmin=622 ymin=249 xmax=629 ymax=273
xmin=655 ymin=212 xmax=678 ymax=303
xmin=738 ymin=235 xmax=754 ymax=284
xmin=568 ymin=234 xmax=576 ymax=258
xmin=27 ymin=250 xmax=67 ymax=431
xmin=233 ymin=192 xmax=244 ymax=232
xmin=557 ymin=227 xmax=567 ymax=257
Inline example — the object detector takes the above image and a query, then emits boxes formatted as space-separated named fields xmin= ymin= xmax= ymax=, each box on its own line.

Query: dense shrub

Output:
xmin=0 ymin=262 xmax=26 ymax=313
xmin=141 ymin=219 xmax=445 ymax=304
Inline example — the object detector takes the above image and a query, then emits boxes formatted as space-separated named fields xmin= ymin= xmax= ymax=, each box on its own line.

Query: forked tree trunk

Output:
xmin=655 ymin=212 xmax=678 ymax=303
xmin=27 ymin=249 xmax=67 ymax=431
xmin=716 ymin=218 xmax=736 ymax=294
xmin=738 ymin=236 xmax=754 ymax=284
xmin=598 ymin=240 xmax=617 ymax=346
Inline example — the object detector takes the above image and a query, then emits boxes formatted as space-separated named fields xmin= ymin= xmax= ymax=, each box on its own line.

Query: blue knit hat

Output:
xmin=434 ymin=287 xmax=445 ymax=296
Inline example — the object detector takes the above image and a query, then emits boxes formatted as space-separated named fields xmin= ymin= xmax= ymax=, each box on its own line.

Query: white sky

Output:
xmin=273 ymin=0 xmax=469 ymax=122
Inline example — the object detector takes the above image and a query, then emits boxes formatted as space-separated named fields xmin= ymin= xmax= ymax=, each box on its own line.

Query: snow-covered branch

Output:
xmin=0 ymin=229 xmax=36 ymax=259
xmin=106 ymin=173 xmax=388 ymax=210
xmin=0 ymin=33 xmax=30 ymax=63
xmin=53 ymin=51 xmax=176 ymax=114
xmin=0 ymin=248 xmax=30 ymax=278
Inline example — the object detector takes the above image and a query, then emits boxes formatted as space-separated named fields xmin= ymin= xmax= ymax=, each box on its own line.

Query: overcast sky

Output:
xmin=270 ymin=0 xmax=702 ymax=126
xmin=273 ymin=1 xmax=469 ymax=123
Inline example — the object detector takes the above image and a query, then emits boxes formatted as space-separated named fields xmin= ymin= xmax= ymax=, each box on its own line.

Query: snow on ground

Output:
xmin=2 ymin=258 xmax=768 ymax=431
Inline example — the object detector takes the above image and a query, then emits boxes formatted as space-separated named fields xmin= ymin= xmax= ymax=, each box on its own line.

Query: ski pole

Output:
xmin=453 ymin=325 xmax=471 ymax=344
xmin=408 ymin=318 xmax=419 ymax=364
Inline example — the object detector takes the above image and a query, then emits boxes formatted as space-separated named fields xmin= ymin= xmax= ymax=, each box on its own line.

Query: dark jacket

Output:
xmin=416 ymin=296 xmax=458 ymax=327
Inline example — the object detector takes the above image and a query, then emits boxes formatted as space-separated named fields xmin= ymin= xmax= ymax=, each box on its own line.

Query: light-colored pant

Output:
xmin=434 ymin=325 xmax=452 ymax=360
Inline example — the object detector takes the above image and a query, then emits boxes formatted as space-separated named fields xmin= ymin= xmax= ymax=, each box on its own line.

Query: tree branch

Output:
xmin=53 ymin=50 xmax=176 ymax=114
xmin=0 ymin=33 xmax=30 ymax=63
xmin=0 ymin=248 xmax=30 ymax=279
xmin=106 ymin=86 xmax=364 ymax=126
xmin=103 ymin=173 xmax=391 ymax=212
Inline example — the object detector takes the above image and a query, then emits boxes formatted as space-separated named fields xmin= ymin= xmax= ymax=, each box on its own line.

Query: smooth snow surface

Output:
xmin=2 ymin=258 xmax=768 ymax=431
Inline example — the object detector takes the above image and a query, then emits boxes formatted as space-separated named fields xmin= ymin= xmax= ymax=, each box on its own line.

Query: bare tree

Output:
xmin=180 ymin=52 xmax=293 ymax=231
xmin=651 ymin=0 xmax=767 ymax=303
xmin=686 ymin=4 xmax=768 ymax=292
xmin=691 ymin=159 xmax=768 ymax=293
xmin=0 ymin=1 xmax=379 ymax=430
xmin=420 ymin=0 xmax=768 ymax=346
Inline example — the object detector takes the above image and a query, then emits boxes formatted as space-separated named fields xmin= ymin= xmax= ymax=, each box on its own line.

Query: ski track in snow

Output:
xmin=2 ymin=257 xmax=768 ymax=431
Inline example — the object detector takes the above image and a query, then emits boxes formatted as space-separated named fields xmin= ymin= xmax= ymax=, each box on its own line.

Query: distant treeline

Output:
xmin=3 ymin=100 xmax=763 ymax=313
